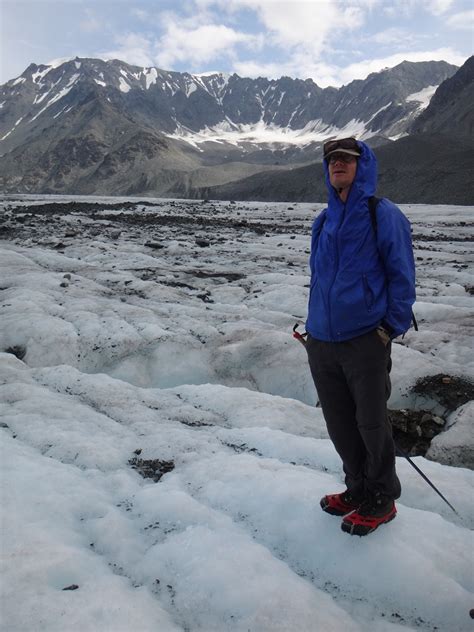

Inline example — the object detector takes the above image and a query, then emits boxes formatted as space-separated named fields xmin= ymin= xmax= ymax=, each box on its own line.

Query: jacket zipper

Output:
xmin=328 ymin=202 xmax=346 ymax=340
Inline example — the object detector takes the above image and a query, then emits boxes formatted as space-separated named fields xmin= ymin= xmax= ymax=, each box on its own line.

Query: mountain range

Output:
xmin=0 ymin=56 xmax=473 ymax=203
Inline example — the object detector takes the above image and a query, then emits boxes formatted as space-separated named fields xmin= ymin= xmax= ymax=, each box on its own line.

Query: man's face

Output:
xmin=328 ymin=153 xmax=358 ymax=191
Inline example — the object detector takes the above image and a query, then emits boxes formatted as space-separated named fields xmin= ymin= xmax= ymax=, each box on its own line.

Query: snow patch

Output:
xmin=31 ymin=66 xmax=53 ymax=84
xmin=30 ymin=75 xmax=79 ymax=123
xmin=144 ymin=68 xmax=158 ymax=90
xmin=0 ymin=129 xmax=13 ymax=141
xmin=193 ymin=71 xmax=230 ymax=79
xmin=367 ymin=102 xmax=392 ymax=123
xmin=119 ymin=77 xmax=131 ymax=93
xmin=53 ymin=106 xmax=68 ymax=119
xmin=45 ymin=56 xmax=75 ymax=70
xmin=191 ymin=73 xmax=230 ymax=104
xmin=34 ymin=76 xmax=65 ymax=105
xmin=164 ymin=81 xmax=179 ymax=96
xmin=406 ymin=85 xmax=438 ymax=110
xmin=167 ymin=117 xmax=370 ymax=149
xmin=185 ymin=81 xmax=197 ymax=98
xmin=0 ymin=116 xmax=24 ymax=141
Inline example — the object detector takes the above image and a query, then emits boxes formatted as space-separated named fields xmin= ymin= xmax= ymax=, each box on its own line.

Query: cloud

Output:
xmin=154 ymin=18 xmax=257 ymax=69
xmin=148 ymin=5 xmax=263 ymax=68
xmin=130 ymin=8 xmax=149 ymax=21
xmin=446 ymin=10 xmax=474 ymax=30
xmin=383 ymin=0 xmax=455 ymax=18
xmin=99 ymin=33 xmax=155 ymax=67
xmin=197 ymin=0 xmax=370 ymax=58
xmin=336 ymin=48 xmax=466 ymax=85
xmin=184 ymin=0 xmax=468 ymax=89
xmin=94 ymin=6 xmax=261 ymax=73
xmin=80 ymin=8 xmax=101 ymax=33
xmin=234 ymin=46 xmax=467 ymax=87
xmin=234 ymin=53 xmax=342 ymax=88
xmin=381 ymin=0 xmax=425 ymax=18
xmin=246 ymin=2 xmax=363 ymax=55
xmin=233 ymin=59 xmax=292 ymax=80
xmin=92 ymin=1 xmax=468 ymax=87
xmin=371 ymin=28 xmax=417 ymax=46
xmin=11 ymin=0 xmax=466 ymax=89
xmin=428 ymin=0 xmax=455 ymax=16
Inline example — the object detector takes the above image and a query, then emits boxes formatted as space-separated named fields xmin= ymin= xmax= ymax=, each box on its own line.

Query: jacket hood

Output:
xmin=324 ymin=140 xmax=377 ymax=207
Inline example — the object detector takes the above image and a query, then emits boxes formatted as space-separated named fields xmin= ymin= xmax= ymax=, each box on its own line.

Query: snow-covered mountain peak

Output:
xmin=0 ymin=56 xmax=469 ymax=197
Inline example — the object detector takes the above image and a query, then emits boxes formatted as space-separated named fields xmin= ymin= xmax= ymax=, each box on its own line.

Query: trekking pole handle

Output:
xmin=292 ymin=323 xmax=308 ymax=346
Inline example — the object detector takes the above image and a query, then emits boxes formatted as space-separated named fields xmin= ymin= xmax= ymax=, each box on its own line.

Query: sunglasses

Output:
xmin=327 ymin=153 xmax=357 ymax=164
xmin=323 ymin=137 xmax=360 ymax=158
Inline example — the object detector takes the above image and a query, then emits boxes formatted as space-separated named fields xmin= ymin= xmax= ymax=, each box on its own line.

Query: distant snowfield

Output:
xmin=165 ymin=87 xmax=434 ymax=149
xmin=1 ymin=198 xmax=473 ymax=631
xmin=167 ymin=118 xmax=370 ymax=149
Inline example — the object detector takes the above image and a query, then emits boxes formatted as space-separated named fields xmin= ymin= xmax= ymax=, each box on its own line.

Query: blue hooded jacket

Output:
xmin=306 ymin=140 xmax=416 ymax=342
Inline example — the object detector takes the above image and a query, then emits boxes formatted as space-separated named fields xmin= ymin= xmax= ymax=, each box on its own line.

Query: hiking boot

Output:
xmin=341 ymin=493 xmax=396 ymax=536
xmin=320 ymin=490 xmax=363 ymax=516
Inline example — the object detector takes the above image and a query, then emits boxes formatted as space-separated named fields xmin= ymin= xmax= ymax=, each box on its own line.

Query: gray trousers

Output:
xmin=306 ymin=329 xmax=401 ymax=500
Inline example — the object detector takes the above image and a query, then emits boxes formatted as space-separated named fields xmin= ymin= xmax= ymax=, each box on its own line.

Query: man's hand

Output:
xmin=376 ymin=326 xmax=391 ymax=346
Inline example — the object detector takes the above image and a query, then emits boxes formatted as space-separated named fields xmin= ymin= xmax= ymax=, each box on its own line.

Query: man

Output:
xmin=306 ymin=137 xmax=416 ymax=536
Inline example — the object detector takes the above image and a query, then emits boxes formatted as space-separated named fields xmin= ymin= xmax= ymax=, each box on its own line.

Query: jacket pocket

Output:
xmin=363 ymin=274 xmax=374 ymax=311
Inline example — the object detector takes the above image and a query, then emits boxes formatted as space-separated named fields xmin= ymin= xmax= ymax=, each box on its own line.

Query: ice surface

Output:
xmin=427 ymin=401 xmax=474 ymax=468
xmin=1 ymin=198 xmax=473 ymax=631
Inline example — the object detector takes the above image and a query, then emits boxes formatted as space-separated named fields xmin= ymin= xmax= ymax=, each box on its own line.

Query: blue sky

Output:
xmin=2 ymin=0 xmax=473 ymax=86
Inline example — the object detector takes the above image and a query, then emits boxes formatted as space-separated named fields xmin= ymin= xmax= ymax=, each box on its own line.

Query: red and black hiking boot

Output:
xmin=320 ymin=490 xmax=363 ymax=516
xmin=341 ymin=493 xmax=397 ymax=536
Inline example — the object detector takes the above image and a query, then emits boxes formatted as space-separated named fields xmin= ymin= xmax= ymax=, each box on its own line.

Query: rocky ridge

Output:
xmin=0 ymin=57 xmax=467 ymax=199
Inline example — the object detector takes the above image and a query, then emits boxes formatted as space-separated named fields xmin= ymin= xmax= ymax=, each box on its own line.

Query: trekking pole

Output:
xmin=396 ymin=444 xmax=459 ymax=515
xmin=293 ymin=323 xmax=308 ymax=346
xmin=291 ymin=324 xmax=456 ymax=514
